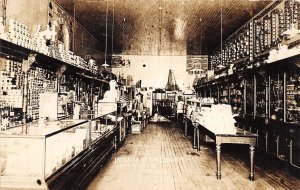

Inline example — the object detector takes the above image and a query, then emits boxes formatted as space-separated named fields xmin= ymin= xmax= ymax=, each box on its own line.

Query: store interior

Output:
xmin=0 ymin=0 xmax=300 ymax=189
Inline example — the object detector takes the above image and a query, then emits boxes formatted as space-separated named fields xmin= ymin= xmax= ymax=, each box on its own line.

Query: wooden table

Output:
xmin=191 ymin=119 xmax=257 ymax=181
xmin=214 ymin=132 xmax=257 ymax=181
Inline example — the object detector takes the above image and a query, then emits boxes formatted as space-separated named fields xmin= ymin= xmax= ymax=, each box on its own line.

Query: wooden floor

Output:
xmin=87 ymin=117 xmax=300 ymax=190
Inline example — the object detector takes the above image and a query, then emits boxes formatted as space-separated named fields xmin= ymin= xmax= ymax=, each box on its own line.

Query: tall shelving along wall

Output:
xmin=195 ymin=0 xmax=300 ymax=173
xmin=0 ymin=0 xmax=116 ymax=129
xmin=0 ymin=1 xmax=126 ymax=189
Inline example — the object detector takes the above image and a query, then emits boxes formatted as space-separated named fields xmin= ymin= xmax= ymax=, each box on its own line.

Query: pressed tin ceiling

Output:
xmin=56 ymin=0 xmax=271 ymax=56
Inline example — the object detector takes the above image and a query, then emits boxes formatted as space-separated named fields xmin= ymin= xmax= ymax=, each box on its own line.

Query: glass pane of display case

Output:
xmin=229 ymin=81 xmax=243 ymax=115
xmin=219 ymin=84 xmax=229 ymax=104
xmin=200 ymin=88 xmax=205 ymax=98
xmin=245 ymin=78 xmax=254 ymax=116
xmin=286 ymin=72 xmax=300 ymax=124
xmin=270 ymin=74 xmax=284 ymax=121
xmin=0 ymin=112 xmax=118 ymax=187
xmin=256 ymin=74 xmax=267 ymax=117
xmin=205 ymin=88 xmax=211 ymax=98
xmin=0 ymin=119 xmax=86 ymax=187
xmin=45 ymin=120 xmax=89 ymax=178
xmin=92 ymin=114 xmax=116 ymax=143
xmin=0 ymin=135 xmax=48 ymax=188
xmin=211 ymin=86 xmax=218 ymax=103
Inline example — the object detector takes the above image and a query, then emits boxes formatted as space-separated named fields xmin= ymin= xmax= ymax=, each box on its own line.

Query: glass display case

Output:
xmin=218 ymin=84 xmax=229 ymax=104
xmin=211 ymin=85 xmax=218 ymax=103
xmin=0 ymin=112 xmax=117 ymax=189
xmin=269 ymin=74 xmax=284 ymax=121
xmin=229 ymin=81 xmax=243 ymax=115
xmin=286 ymin=72 xmax=300 ymax=124
xmin=256 ymin=74 xmax=267 ymax=117
xmin=245 ymin=77 xmax=254 ymax=116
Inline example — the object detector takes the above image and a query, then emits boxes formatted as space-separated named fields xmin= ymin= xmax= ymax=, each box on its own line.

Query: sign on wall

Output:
xmin=111 ymin=55 xmax=131 ymax=68
xmin=186 ymin=55 xmax=208 ymax=71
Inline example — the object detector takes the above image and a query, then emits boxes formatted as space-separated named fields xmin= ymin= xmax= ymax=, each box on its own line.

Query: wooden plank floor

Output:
xmin=87 ymin=117 xmax=300 ymax=190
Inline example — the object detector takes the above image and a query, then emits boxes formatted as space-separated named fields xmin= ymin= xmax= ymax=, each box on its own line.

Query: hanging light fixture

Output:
xmin=216 ymin=0 xmax=225 ymax=70
xmin=111 ymin=0 xmax=114 ymax=65
xmin=158 ymin=0 xmax=162 ymax=55
xmin=199 ymin=18 xmax=202 ymax=55
xmin=123 ymin=17 xmax=125 ymax=55
xmin=102 ymin=0 xmax=109 ymax=68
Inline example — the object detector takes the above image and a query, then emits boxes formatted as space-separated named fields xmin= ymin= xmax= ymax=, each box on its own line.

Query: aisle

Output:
xmin=87 ymin=118 xmax=300 ymax=190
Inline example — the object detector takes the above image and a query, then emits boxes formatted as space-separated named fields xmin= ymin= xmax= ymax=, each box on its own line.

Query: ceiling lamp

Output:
xmin=111 ymin=0 xmax=115 ymax=65
xmin=102 ymin=0 xmax=109 ymax=68
xmin=216 ymin=0 xmax=224 ymax=70
xmin=199 ymin=18 xmax=202 ymax=55
xmin=216 ymin=64 xmax=225 ymax=69
xmin=123 ymin=17 xmax=125 ymax=54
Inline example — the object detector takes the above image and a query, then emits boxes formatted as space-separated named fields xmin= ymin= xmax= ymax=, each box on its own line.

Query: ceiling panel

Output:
xmin=56 ymin=0 xmax=271 ymax=55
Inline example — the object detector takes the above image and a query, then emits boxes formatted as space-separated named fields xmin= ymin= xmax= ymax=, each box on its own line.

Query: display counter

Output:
xmin=0 ymin=112 xmax=118 ymax=189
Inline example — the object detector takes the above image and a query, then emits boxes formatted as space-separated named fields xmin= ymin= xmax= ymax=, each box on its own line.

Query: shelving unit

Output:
xmin=0 ymin=37 xmax=113 ymax=127
xmin=195 ymin=0 xmax=300 ymax=172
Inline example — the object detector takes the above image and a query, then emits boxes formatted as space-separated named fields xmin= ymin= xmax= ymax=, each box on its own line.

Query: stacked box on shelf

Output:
xmin=263 ymin=15 xmax=271 ymax=49
xmin=68 ymin=51 xmax=76 ymax=66
xmin=0 ymin=17 xmax=8 ymax=40
xmin=241 ymin=34 xmax=245 ymax=58
xmin=297 ymin=1 xmax=300 ymax=26
xmin=279 ymin=9 xmax=285 ymax=37
xmin=254 ymin=20 xmax=261 ymax=55
xmin=58 ymin=43 xmax=69 ymax=63
xmin=286 ymin=73 xmax=300 ymax=124
xmin=241 ymin=33 xmax=245 ymax=58
xmin=76 ymin=56 xmax=88 ymax=70
xmin=271 ymin=10 xmax=280 ymax=45
xmin=246 ymin=26 xmax=250 ymax=57
xmin=1 ymin=17 xmax=96 ymax=73
xmin=48 ymin=44 xmax=61 ymax=60
xmin=27 ymin=67 xmax=57 ymax=120
xmin=285 ymin=1 xmax=293 ymax=31
xmin=249 ymin=21 xmax=254 ymax=60
xmin=259 ymin=20 xmax=265 ymax=52
xmin=8 ymin=19 xmax=32 ymax=49
xmin=236 ymin=37 xmax=241 ymax=60
xmin=0 ymin=60 xmax=23 ymax=112
xmin=233 ymin=40 xmax=237 ymax=61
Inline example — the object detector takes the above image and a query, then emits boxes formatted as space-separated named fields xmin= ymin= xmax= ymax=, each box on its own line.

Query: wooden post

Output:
xmin=21 ymin=54 xmax=36 ymax=123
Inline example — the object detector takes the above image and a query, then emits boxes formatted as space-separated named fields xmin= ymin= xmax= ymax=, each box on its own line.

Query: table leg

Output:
xmin=249 ymin=146 xmax=255 ymax=181
xmin=185 ymin=120 xmax=187 ymax=137
xmin=193 ymin=126 xmax=197 ymax=149
xmin=197 ymin=127 xmax=200 ymax=151
xmin=216 ymin=144 xmax=221 ymax=180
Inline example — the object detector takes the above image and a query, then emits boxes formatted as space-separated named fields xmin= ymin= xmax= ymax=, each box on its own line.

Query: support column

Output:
xmin=21 ymin=54 xmax=36 ymax=123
